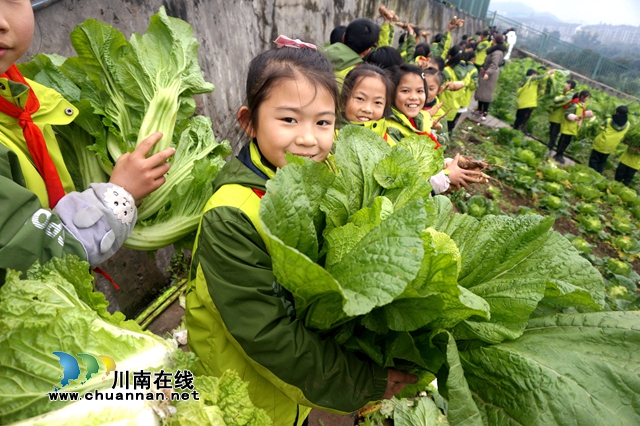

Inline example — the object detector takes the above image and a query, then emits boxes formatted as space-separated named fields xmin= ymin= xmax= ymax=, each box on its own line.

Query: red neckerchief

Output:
xmin=252 ymin=188 xmax=266 ymax=199
xmin=564 ymin=98 xmax=586 ymax=120
xmin=408 ymin=116 xmax=441 ymax=149
xmin=0 ymin=65 xmax=65 ymax=207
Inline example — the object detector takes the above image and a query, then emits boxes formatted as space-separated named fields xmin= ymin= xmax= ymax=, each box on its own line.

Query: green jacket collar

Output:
xmin=322 ymin=42 xmax=362 ymax=71
xmin=390 ymin=106 xmax=427 ymax=132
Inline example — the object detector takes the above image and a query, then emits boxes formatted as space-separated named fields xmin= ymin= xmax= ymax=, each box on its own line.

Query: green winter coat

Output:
xmin=323 ymin=42 xmax=362 ymax=85
xmin=549 ymin=90 xmax=575 ymax=123
xmin=592 ymin=118 xmax=630 ymax=154
xmin=516 ymin=74 xmax=548 ymax=109
xmin=186 ymin=141 xmax=387 ymax=426
xmin=399 ymin=33 xmax=417 ymax=62
xmin=475 ymin=39 xmax=491 ymax=66
xmin=0 ymin=76 xmax=85 ymax=286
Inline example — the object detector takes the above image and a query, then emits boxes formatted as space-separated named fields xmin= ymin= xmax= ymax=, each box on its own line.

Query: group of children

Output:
xmin=511 ymin=66 xmax=638 ymax=184
xmin=3 ymin=2 xmax=639 ymax=426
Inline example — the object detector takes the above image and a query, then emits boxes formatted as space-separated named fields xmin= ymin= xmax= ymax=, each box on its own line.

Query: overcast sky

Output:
xmin=491 ymin=0 xmax=640 ymax=26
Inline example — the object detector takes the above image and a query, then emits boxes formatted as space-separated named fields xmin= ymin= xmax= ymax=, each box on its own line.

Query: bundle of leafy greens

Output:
xmin=0 ymin=256 xmax=270 ymax=426
xmin=18 ymin=7 xmax=231 ymax=251
xmin=258 ymin=125 xmax=640 ymax=425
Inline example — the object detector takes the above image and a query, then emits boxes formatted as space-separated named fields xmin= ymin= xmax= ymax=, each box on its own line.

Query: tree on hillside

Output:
xmin=572 ymin=29 xmax=601 ymax=49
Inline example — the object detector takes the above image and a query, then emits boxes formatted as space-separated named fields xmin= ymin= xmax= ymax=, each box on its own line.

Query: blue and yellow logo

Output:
xmin=52 ymin=352 xmax=116 ymax=390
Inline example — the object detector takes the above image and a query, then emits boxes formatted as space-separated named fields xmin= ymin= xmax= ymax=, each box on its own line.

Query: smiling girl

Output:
xmin=339 ymin=63 xmax=394 ymax=141
xmin=185 ymin=39 xmax=417 ymax=426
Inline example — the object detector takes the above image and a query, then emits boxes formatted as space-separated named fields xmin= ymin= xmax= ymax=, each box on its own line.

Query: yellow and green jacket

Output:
xmin=322 ymin=42 xmax=362 ymax=86
xmin=399 ymin=33 xmax=417 ymax=62
xmin=430 ymin=32 xmax=451 ymax=60
xmin=560 ymin=100 xmax=586 ymax=136
xmin=424 ymin=97 xmax=449 ymax=146
xmin=0 ymin=76 xmax=85 ymax=285
xmin=460 ymin=62 xmax=478 ymax=108
xmin=387 ymin=107 xmax=434 ymax=144
xmin=186 ymin=141 xmax=388 ymax=426
xmin=378 ymin=23 xmax=395 ymax=47
xmin=592 ymin=118 xmax=630 ymax=154
xmin=475 ymin=39 xmax=491 ymax=66
xmin=439 ymin=64 xmax=469 ymax=120
xmin=620 ymin=147 xmax=640 ymax=170
xmin=516 ymin=74 xmax=549 ymax=109
xmin=336 ymin=118 xmax=389 ymax=144
xmin=549 ymin=90 xmax=575 ymax=123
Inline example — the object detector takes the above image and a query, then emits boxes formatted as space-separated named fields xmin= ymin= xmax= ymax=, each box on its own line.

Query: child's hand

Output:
xmin=483 ymin=74 xmax=489 ymax=81
xmin=109 ymin=132 xmax=175 ymax=201
xmin=383 ymin=369 xmax=419 ymax=399
xmin=585 ymin=110 xmax=594 ymax=118
xmin=407 ymin=25 xmax=415 ymax=36
xmin=446 ymin=153 xmax=483 ymax=190
xmin=432 ymin=122 xmax=443 ymax=130
xmin=417 ymin=57 xmax=430 ymax=69
xmin=547 ymin=69 xmax=555 ymax=75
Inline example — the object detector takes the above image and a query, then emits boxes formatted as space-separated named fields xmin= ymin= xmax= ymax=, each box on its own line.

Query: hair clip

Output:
xmin=274 ymin=35 xmax=317 ymax=51
xmin=421 ymin=72 xmax=425 ymax=79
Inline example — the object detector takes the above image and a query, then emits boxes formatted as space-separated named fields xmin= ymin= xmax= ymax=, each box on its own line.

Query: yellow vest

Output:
xmin=593 ymin=119 xmax=630 ymax=154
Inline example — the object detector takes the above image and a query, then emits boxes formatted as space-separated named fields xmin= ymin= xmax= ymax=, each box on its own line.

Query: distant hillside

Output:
xmin=491 ymin=1 xmax=560 ymax=22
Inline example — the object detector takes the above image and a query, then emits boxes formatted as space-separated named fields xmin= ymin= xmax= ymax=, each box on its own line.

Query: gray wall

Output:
xmin=30 ymin=0 xmax=486 ymax=150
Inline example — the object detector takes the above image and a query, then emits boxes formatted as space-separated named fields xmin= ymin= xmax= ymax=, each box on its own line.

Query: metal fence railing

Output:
xmin=487 ymin=12 xmax=640 ymax=98
xmin=435 ymin=0 xmax=491 ymax=20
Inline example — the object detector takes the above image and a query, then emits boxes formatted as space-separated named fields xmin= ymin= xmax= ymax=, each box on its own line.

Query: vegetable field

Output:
xmin=448 ymin=123 xmax=640 ymax=311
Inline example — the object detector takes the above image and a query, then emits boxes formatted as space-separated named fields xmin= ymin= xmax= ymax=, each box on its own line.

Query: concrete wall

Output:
xmin=30 ymin=0 xmax=486 ymax=151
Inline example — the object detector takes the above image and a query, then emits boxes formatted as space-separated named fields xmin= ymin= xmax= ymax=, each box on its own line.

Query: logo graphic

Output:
xmin=52 ymin=352 xmax=116 ymax=391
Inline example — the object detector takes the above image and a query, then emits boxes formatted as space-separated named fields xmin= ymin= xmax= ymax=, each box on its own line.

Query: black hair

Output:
xmin=423 ymin=67 xmax=443 ymax=101
xmin=413 ymin=43 xmax=431 ymax=59
xmin=526 ymin=68 xmax=537 ymax=76
xmin=482 ymin=30 xmax=490 ymax=37
xmin=459 ymin=40 xmax=468 ymax=48
xmin=462 ymin=34 xmax=469 ymax=41
xmin=330 ymin=25 xmax=347 ymax=45
xmin=579 ymin=90 xmax=591 ymax=101
xmin=392 ymin=63 xmax=427 ymax=98
xmin=475 ymin=30 xmax=482 ymax=36
xmin=364 ymin=46 xmax=404 ymax=70
xmin=616 ymin=105 xmax=629 ymax=115
xmin=463 ymin=50 xmax=476 ymax=61
xmin=344 ymin=18 xmax=380 ymax=55
xmin=567 ymin=80 xmax=577 ymax=89
xmin=446 ymin=45 xmax=464 ymax=68
xmin=341 ymin=63 xmax=394 ymax=117
xmin=399 ymin=32 xmax=407 ymax=45
xmin=433 ymin=33 xmax=443 ymax=43
xmin=429 ymin=56 xmax=445 ymax=72
xmin=243 ymin=46 xmax=338 ymax=130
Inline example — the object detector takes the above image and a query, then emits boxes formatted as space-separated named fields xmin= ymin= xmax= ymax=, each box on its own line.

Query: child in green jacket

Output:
xmin=554 ymin=90 xmax=594 ymax=164
xmin=589 ymin=106 xmax=630 ymax=173
xmin=186 ymin=40 xmax=417 ymax=426
xmin=615 ymin=124 xmax=640 ymax=186
xmin=513 ymin=68 xmax=555 ymax=132
xmin=0 ymin=0 xmax=175 ymax=285
xmin=548 ymin=80 xmax=577 ymax=151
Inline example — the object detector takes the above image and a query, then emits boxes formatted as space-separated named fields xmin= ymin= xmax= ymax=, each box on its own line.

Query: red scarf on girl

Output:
xmin=408 ymin=116 xmax=441 ymax=149
xmin=0 ymin=65 xmax=65 ymax=208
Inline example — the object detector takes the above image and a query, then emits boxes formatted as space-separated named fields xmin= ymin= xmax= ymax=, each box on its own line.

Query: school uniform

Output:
xmin=386 ymin=107 xmax=435 ymax=144
xmin=323 ymin=42 xmax=362 ymax=86
xmin=185 ymin=141 xmax=387 ymax=426
xmin=514 ymin=73 xmax=549 ymax=131
xmin=555 ymin=99 xmax=586 ymax=162
xmin=475 ymin=39 xmax=491 ymax=69
xmin=548 ymin=90 xmax=575 ymax=150
xmin=589 ymin=117 xmax=630 ymax=173
xmin=616 ymin=147 xmax=640 ymax=186
xmin=0 ymin=70 xmax=135 ymax=285
xmin=440 ymin=64 xmax=469 ymax=133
